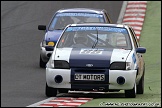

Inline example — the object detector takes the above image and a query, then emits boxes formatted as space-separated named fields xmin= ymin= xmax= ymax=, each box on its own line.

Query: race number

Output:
xmin=80 ymin=49 xmax=104 ymax=54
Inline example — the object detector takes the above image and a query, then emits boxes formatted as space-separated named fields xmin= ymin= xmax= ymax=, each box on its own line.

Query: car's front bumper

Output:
xmin=46 ymin=68 xmax=137 ymax=91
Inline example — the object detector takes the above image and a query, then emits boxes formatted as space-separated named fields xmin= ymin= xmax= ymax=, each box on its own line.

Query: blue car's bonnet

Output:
xmin=45 ymin=30 xmax=63 ymax=42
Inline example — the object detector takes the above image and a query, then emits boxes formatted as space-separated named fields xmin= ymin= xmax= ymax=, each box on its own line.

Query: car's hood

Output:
xmin=54 ymin=48 xmax=131 ymax=68
xmin=45 ymin=30 xmax=63 ymax=42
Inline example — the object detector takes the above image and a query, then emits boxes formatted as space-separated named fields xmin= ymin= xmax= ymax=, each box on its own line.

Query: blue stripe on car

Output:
xmin=69 ymin=48 xmax=113 ymax=90
xmin=132 ymin=53 xmax=136 ymax=64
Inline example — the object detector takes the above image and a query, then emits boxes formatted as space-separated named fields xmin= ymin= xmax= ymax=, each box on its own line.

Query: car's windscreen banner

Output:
xmin=56 ymin=13 xmax=103 ymax=18
xmin=66 ymin=27 xmax=128 ymax=34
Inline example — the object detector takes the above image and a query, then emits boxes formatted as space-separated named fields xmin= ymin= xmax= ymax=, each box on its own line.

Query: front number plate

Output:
xmin=74 ymin=74 xmax=105 ymax=81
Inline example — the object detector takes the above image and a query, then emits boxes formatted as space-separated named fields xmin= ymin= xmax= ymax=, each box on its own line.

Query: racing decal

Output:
xmin=56 ymin=13 xmax=103 ymax=17
xmin=132 ymin=53 xmax=136 ymax=64
xmin=132 ymin=53 xmax=138 ymax=70
xmin=80 ymin=49 xmax=104 ymax=54
xmin=71 ymin=70 xmax=109 ymax=90
xmin=66 ymin=26 xmax=128 ymax=34
xmin=69 ymin=48 xmax=113 ymax=90
xmin=74 ymin=74 xmax=105 ymax=81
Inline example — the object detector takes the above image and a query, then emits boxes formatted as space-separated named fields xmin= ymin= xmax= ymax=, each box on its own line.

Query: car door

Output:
xmin=129 ymin=27 xmax=144 ymax=81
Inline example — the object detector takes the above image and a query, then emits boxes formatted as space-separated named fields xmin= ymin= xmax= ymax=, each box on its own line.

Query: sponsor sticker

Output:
xmin=66 ymin=27 xmax=128 ymax=34
xmin=74 ymin=74 xmax=105 ymax=81
xmin=56 ymin=13 xmax=103 ymax=17
xmin=80 ymin=49 xmax=104 ymax=54
xmin=132 ymin=53 xmax=136 ymax=64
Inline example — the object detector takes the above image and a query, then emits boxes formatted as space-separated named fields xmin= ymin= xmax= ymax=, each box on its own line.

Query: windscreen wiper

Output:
xmin=92 ymin=27 xmax=98 ymax=48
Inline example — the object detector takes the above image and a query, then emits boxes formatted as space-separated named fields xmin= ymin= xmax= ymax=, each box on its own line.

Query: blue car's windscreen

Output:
xmin=57 ymin=26 xmax=132 ymax=50
xmin=49 ymin=13 xmax=105 ymax=30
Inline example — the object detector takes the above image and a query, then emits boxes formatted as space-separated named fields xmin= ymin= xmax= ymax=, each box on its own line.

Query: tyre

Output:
xmin=125 ymin=83 xmax=136 ymax=98
xmin=45 ymin=83 xmax=57 ymax=97
xmin=58 ymin=89 xmax=69 ymax=93
xmin=137 ymin=67 xmax=145 ymax=94
xmin=39 ymin=55 xmax=46 ymax=68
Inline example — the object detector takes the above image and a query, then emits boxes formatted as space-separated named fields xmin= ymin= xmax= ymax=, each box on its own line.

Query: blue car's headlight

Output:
xmin=54 ymin=60 xmax=70 ymax=69
xmin=110 ymin=62 xmax=126 ymax=70
xmin=47 ymin=41 xmax=55 ymax=46
xmin=42 ymin=41 xmax=55 ymax=47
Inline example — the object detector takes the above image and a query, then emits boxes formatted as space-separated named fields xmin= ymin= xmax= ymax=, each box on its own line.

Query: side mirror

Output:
xmin=136 ymin=47 xmax=146 ymax=53
xmin=38 ymin=25 xmax=46 ymax=30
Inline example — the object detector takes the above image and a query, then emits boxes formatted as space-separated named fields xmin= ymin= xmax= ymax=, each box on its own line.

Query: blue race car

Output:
xmin=46 ymin=23 xmax=146 ymax=98
xmin=38 ymin=8 xmax=112 ymax=68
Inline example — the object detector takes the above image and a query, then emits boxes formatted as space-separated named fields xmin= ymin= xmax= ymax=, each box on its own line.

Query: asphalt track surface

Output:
xmin=1 ymin=1 xmax=123 ymax=107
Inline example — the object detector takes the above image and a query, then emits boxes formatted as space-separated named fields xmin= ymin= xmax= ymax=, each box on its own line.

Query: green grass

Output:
xmin=80 ymin=1 xmax=161 ymax=107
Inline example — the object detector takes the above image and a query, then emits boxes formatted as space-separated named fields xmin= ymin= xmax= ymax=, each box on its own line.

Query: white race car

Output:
xmin=46 ymin=23 xmax=146 ymax=98
xmin=38 ymin=8 xmax=112 ymax=68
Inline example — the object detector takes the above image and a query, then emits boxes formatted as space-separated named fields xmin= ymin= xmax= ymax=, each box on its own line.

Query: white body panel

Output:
xmin=54 ymin=48 xmax=72 ymax=62
xmin=46 ymin=68 xmax=71 ymax=88
xmin=110 ymin=49 xmax=131 ymax=63
xmin=109 ymin=70 xmax=137 ymax=89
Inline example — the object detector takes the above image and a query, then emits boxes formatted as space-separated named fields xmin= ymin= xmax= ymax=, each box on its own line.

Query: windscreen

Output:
xmin=49 ymin=13 xmax=105 ymax=30
xmin=57 ymin=26 xmax=132 ymax=50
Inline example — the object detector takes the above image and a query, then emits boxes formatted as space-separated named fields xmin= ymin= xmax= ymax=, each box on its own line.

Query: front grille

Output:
xmin=70 ymin=81 xmax=109 ymax=84
xmin=45 ymin=46 xmax=54 ymax=51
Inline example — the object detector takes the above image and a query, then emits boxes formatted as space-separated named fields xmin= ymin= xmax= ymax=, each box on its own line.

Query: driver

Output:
xmin=62 ymin=16 xmax=74 ymax=27
xmin=72 ymin=32 xmax=89 ymax=47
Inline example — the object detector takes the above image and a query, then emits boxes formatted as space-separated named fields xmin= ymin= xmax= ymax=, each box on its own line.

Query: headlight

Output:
xmin=48 ymin=42 xmax=55 ymax=46
xmin=126 ymin=62 xmax=131 ymax=70
xmin=54 ymin=60 xmax=70 ymax=69
xmin=42 ymin=41 xmax=55 ymax=47
xmin=110 ymin=62 xmax=126 ymax=70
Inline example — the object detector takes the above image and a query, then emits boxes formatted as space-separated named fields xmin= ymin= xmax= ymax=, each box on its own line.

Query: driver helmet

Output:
xmin=73 ymin=32 xmax=88 ymax=45
xmin=63 ymin=16 xmax=74 ymax=24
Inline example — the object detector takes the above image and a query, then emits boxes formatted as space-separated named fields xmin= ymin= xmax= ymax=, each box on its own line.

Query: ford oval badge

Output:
xmin=86 ymin=64 xmax=93 ymax=67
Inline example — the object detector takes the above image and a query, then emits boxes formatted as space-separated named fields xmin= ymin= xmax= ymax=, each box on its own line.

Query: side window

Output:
xmin=86 ymin=17 xmax=100 ymax=23
xmin=129 ymin=28 xmax=138 ymax=48
xmin=130 ymin=27 xmax=140 ymax=47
